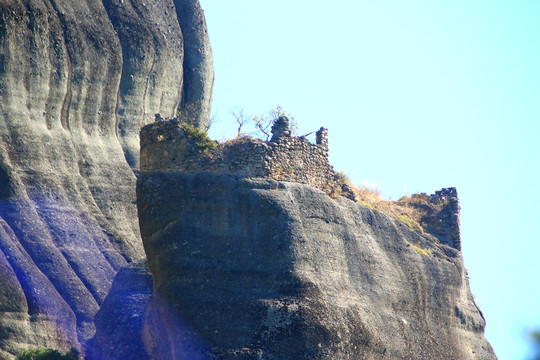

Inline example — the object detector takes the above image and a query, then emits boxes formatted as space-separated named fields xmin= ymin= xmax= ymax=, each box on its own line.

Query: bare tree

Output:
xmin=252 ymin=106 xmax=296 ymax=140
xmin=201 ymin=111 xmax=217 ymax=132
xmin=232 ymin=109 xmax=249 ymax=137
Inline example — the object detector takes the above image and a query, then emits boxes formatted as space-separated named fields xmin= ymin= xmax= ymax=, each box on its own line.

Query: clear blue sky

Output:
xmin=201 ymin=1 xmax=540 ymax=359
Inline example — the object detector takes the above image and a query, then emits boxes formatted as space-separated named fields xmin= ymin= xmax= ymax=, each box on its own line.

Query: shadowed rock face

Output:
xmin=137 ymin=172 xmax=496 ymax=360
xmin=88 ymin=260 xmax=152 ymax=360
xmin=0 ymin=0 xmax=212 ymax=357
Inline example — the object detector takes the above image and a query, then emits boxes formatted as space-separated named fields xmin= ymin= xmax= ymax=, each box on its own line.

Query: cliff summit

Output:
xmin=131 ymin=115 xmax=496 ymax=359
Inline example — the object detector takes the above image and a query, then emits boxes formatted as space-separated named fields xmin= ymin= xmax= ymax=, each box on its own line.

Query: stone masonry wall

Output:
xmin=139 ymin=117 xmax=463 ymax=250
xmin=140 ymin=116 xmax=343 ymax=196
xmin=426 ymin=187 xmax=462 ymax=250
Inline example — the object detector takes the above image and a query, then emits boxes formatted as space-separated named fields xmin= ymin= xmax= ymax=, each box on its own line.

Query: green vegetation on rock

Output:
xmin=16 ymin=347 xmax=79 ymax=360
xmin=180 ymin=122 xmax=217 ymax=151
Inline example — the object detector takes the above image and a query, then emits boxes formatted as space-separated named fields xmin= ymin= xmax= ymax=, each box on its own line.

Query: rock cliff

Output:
xmin=137 ymin=172 xmax=496 ymax=359
xmin=0 ymin=0 xmax=212 ymax=357
xmin=0 ymin=0 xmax=496 ymax=358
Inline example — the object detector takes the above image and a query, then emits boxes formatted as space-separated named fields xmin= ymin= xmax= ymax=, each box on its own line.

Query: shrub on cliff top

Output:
xmin=16 ymin=347 xmax=79 ymax=360
xmin=180 ymin=122 xmax=217 ymax=151
xmin=252 ymin=105 xmax=296 ymax=140
xmin=335 ymin=171 xmax=349 ymax=184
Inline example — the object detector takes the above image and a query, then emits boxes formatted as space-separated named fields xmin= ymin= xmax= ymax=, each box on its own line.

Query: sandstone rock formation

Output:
xmin=137 ymin=172 xmax=496 ymax=359
xmin=0 ymin=0 xmax=212 ymax=357
xmin=0 ymin=0 xmax=496 ymax=358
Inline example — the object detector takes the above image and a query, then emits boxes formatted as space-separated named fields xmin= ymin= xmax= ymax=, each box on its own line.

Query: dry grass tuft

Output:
xmin=356 ymin=187 xmax=425 ymax=232
xmin=411 ymin=242 xmax=432 ymax=257
xmin=336 ymin=176 xmax=424 ymax=232
xmin=336 ymin=173 xmax=447 ymax=234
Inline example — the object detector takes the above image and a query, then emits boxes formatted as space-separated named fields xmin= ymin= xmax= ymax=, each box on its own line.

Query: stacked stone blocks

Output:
xmin=140 ymin=116 xmax=342 ymax=196
xmin=426 ymin=187 xmax=462 ymax=250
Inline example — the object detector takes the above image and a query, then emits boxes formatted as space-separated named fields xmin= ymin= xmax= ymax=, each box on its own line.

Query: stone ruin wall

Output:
xmin=425 ymin=187 xmax=462 ymax=250
xmin=140 ymin=116 xmax=343 ymax=196
xmin=139 ymin=117 xmax=463 ymax=250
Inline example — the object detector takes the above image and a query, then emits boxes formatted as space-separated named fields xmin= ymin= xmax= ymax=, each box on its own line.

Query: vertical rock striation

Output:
xmin=0 ymin=0 xmax=212 ymax=357
xmin=174 ymin=0 xmax=214 ymax=130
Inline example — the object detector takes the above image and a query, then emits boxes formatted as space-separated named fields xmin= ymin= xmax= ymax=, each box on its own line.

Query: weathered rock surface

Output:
xmin=137 ymin=172 xmax=496 ymax=359
xmin=88 ymin=260 xmax=152 ymax=360
xmin=0 ymin=0 xmax=212 ymax=357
